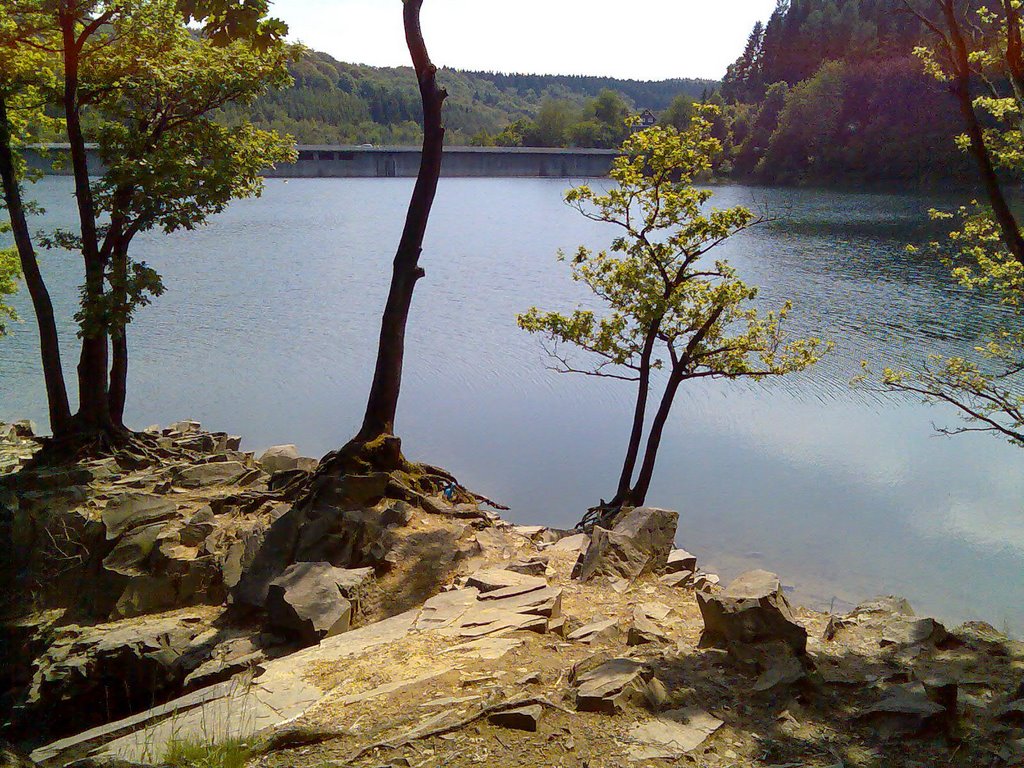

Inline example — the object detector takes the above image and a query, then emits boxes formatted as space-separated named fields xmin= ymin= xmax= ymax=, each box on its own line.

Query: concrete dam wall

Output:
xmin=24 ymin=145 xmax=617 ymax=179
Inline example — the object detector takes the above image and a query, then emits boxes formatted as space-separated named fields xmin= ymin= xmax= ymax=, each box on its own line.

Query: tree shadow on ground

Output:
xmin=645 ymin=617 xmax=1023 ymax=767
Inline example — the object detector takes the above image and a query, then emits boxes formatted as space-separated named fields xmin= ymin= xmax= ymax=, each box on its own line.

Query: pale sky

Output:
xmin=271 ymin=0 xmax=779 ymax=81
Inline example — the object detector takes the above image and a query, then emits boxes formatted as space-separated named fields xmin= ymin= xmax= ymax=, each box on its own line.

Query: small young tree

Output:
xmin=333 ymin=0 xmax=446 ymax=471
xmin=518 ymin=110 xmax=828 ymax=527
xmin=0 ymin=7 xmax=72 ymax=433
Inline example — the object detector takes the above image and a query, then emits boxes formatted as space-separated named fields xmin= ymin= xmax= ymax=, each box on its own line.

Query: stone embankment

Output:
xmin=1 ymin=421 xmax=1022 ymax=768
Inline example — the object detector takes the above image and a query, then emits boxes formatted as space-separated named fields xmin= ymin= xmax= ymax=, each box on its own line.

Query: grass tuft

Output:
xmin=163 ymin=737 xmax=254 ymax=768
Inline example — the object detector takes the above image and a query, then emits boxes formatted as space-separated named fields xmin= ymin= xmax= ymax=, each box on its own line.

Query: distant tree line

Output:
xmin=214 ymin=1 xmax=997 ymax=187
xmin=214 ymin=51 xmax=712 ymax=147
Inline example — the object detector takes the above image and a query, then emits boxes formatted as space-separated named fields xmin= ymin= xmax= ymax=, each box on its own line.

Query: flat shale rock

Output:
xmin=101 ymin=523 xmax=167 ymax=577
xmin=466 ymin=567 xmax=547 ymax=596
xmin=628 ymin=612 xmax=670 ymax=646
xmin=415 ymin=589 xmax=481 ymax=631
xmin=852 ymin=595 xmax=915 ymax=618
xmin=548 ymin=532 xmax=590 ymax=552
xmin=575 ymin=658 xmax=647 ymax=713
xmin=664 ymin=548 xmax=697 ymax=574
xmin=856 ymin=681 xmax=951 ymax=736
xmin=567 ymin=618 xmax=620 ymax=644
xmin=101 ymin=495 xmax=176 ymax=540
xmin=455 ymin=606 xmax=548 ymax=638
xmin=488 ymin=704 xmax=543 ymax=732
xmin=172 ymin=461 xmax=249 ymax=489
xmin=506 ymin=555 xmax=549 ymax=576
xmin=660 ymin=570 xmax=693 ymax=588
xmin=626 ymin=708 xmax=724 ymax=760
xmin=880 ymin=616 xmax=947 ymax=647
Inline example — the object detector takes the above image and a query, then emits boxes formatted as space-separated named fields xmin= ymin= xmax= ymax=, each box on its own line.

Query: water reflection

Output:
xmin=1 ymin=177 xmax=1021 ymax=633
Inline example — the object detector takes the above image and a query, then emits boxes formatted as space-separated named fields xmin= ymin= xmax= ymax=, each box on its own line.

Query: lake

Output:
xmin=2 ymin=176 xmax=1022 ymax=634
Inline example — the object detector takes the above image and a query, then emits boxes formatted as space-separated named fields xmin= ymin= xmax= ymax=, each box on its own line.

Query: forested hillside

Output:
xmin=718 ymin=0 xmax=975 ymax=185
xmin=217 ymin=50 xmax=715 ymax=146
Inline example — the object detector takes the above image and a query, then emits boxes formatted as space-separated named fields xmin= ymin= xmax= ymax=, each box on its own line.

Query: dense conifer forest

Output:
xmin=718 ymin=0 xmax=976 ymax=185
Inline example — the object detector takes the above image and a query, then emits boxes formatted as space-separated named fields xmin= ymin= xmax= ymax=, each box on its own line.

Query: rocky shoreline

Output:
xmin=1 ymin=420 xmax=1022 ymax=768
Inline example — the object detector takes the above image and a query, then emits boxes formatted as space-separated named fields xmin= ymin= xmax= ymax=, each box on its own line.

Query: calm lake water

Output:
xmin=2 ymin=176 xmax=1023 ymax=633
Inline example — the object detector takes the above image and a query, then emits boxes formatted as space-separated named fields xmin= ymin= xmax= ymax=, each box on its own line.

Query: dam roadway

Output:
xmin=24 ymin=144 xmax=618 ymax=178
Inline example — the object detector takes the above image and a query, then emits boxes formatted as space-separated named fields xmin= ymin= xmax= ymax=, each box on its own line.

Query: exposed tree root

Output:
xmin=22 ymin=426 xmax=190 ymax=471
xmin=577 ymin=500 xmax=630 ymax=532
xmin=307 ymin=432 xmax=507 ymax=518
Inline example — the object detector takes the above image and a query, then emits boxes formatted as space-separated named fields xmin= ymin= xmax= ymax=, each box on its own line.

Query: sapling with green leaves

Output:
xmin=518 ymin=110 xmax=828 ymax=527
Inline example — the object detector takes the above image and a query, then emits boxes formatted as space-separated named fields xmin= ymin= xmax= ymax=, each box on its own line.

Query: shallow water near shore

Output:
xmin=2 ymin=176 xmax=1022 ymax=633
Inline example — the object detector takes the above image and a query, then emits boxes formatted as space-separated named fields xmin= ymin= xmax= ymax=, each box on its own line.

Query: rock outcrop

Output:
xmin=696 ymin=569 xmax=807 ymax=656
xmin=258 ymin=444 xmax=318 ymax=475
xmin=575 ymin=506 xmax=678 ymax=583
xmin=265 ymin=563 xmax=372 ymax=642
xmin=4 ymin=424 xmax=1022 ymax=768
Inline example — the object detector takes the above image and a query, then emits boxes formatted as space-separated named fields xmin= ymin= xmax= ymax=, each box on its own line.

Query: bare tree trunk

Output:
xmin=942 ymin=0 xmax=1024 ymax=265
xmin=60 ymin=9 xmax=111 ymax=432
xmin=109 ymin=330 xmax=127 ymax=428
xmin=1002 ymin=0 xmax=1024 ymax=101
xmin=612 ymin=327 xmax=658 ymax=504
xmin=108 ymin=246 xmax=128 ymax=428
xmin=624 ymin=365 xmax=685 ymax=507
xmin=355 ymin=0 xmax=446 ymax=444
xmin=0 ymin=95 xmax=72 ymax=435
xmin=625 ymin=305 xmax=726 ymax=506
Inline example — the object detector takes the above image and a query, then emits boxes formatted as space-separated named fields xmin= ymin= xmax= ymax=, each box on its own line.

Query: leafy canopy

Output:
xmin=22 ymin=0 xmax=296 ymax=337
xmin=518 ymin=109 xmax=827 ymax=384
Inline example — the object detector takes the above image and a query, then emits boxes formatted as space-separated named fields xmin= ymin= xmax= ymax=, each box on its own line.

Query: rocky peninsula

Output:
xmin=0 ymin=421 xmax=1022 ymax=768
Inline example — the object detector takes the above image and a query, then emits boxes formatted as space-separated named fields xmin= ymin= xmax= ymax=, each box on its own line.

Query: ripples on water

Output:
xmin=1 ymin=177 xmax=1022 ymax=633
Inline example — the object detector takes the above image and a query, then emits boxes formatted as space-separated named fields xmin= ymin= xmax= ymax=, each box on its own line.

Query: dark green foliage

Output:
xmin=721 ymin=0 xmax=976 ymax=185
xmin=216 ymin=50 xmax=714 ymax=147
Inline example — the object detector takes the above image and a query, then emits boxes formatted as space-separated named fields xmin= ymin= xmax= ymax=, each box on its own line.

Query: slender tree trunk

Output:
xmin=108 ymin=246 xmax=128 ymax=428
xmin=355 ymin=0 xmax=446 ymax=443
xmin=60 ymin=11 xmax=111 ymax=431
xmin=0 ymin=95 xmax=73 ymax=435
xmin=109 ymin=331 xmax=127 ymax=428
xmin=624 ymin=305 xmax=725 ymax=506
xmin=612 ymin=327 xmax=658 ymax=504
xmin=625 ymin=365 xmax=685 ymax=507
xmin=1002 ymin=0 xmax=1024 ymax=101
xmin=942 ymin=0 xmax=1024 ymax=265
